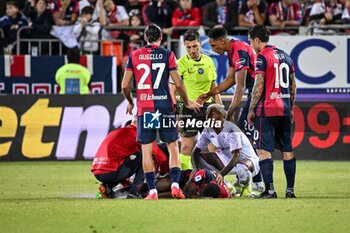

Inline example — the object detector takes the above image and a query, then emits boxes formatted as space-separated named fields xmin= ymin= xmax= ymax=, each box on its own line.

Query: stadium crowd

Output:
xmin=1 ymin=0 xmax=350 ymax=55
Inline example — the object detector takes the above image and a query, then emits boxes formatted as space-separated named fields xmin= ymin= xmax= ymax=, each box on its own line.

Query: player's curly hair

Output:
xmin=183 ymin=30 xmax=200 ymax=42
xmin=206 ymin=104 xmax=226 ymax=119
xmin=145 ymin=23 xmax=162 ymax=43
xmin=248 ymin=24 xmax=271 ymax=43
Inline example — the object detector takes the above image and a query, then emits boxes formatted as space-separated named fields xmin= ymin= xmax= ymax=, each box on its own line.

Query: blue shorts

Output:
xmin=253 ymin=116 xmax=293 ymax=152
xmin=137 ymin=114 xmax=179 ymax=144
xmin=237 ymin=95 xmax=254 ymax=139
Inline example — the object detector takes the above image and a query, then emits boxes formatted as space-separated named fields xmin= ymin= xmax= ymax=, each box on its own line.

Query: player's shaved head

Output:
xmin=208 ymin=27 xmax=227 ymax=40
xmin=145 ymin=23 xmax=162 ymax=43
xmin=248 ymin=24 xmax=271 ymax=43
xmin=202 ymin=183 xmax=221 ymax=198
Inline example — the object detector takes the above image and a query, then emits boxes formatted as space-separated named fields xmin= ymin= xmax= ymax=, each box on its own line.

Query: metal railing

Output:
xmin=306 ymin=22 xmax=350 ymax=35
xmin=13 ymin=24 xmax=350 ymax=56
xmin=16 ymin=26 xmax=127 ymax=56
xmin=16 ymin=26 xmax=63 ymax=55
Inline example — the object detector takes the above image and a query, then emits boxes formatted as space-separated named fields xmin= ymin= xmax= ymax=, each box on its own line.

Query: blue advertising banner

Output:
xmin=0 ymin=55 xmax=117 ymax=94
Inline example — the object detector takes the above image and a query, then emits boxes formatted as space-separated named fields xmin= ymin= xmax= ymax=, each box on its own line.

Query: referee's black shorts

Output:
xmin=177 ymin=102 xmax=209 ymax=137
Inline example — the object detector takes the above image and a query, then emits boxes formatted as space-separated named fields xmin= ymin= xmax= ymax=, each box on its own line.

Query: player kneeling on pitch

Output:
xmin=91 ymin=121 xmax=168 ymax=199
xmin=192 ymin=104 xmax=260 ymax=196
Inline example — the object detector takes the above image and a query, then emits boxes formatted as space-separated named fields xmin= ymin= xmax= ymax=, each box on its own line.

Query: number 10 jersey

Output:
xmin=255 ymin=45 xmax=295 ymax=117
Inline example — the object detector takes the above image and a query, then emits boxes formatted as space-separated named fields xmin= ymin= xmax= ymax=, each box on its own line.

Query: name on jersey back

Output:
xmin=139 ymin=54 xmax=163 ymax=60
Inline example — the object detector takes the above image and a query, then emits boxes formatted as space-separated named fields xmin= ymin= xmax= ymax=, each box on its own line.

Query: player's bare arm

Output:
xmin=197 ymin=67 xmax=236 ymax=104
xmin=289 ymin=73 xmax=297 ymax=122
xmin=226 ymin=70 xmax=247 ymax=121
xmin=169 ymin=82 xmax=177 ymax=105
xmin=121 ymin=70 xmax=134 ymax=115
xmin=290 ymin=73 xmax=297 ymax=109
xmin=216 ymin=151 xmax=240 ymax=184
xmin=247 ymin=73 xmax=265 ymax=125
xmin=170 ymin=70 xmax=201 ymax=112
xmin=191 ymin=147 xmax=202 ymax=170
xmin=210 ymin=81 xmax=223 ymax=105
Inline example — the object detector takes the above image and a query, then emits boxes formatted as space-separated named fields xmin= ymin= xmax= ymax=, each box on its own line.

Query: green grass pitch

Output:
xmin=0 ymin=161 xmax=349 ymax=233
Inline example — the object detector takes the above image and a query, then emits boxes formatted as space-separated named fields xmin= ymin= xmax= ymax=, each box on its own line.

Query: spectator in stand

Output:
xmin=23 ymin=0 xmax=54 ymax=55
xmin=73 ymin=6 xmax=101 ymax=54
xmin=142 ymin=0 xmax=173 ymax=35
xmin=332 ymin=0 xmax=344 ymax=23
xmin=53 ymin=0 xmax=79 ymax=26
xmin=0 ymin=1 xmax=28 ymax=54
xmin=299 ymin=0 xmax=313 ymax=25
xmin=172 ymin=0 xmax=201 ymax=27
xmin=239 ymin=0 xmax=267 ymax=27
xmin=123 ymin=13 xmax=144 ymax=61
xmin=268 ymin=0 xmax=302 ymax=31
xmin=102 ymin=0 xmax=129 ymax=40
xmin=310 ymin=0 xmax=343 ymax=25
xmin=125 ymin=0 xmax=143 ymax=17
xmin=78 ymin=0 xmax=106 ymax=26
xmin=342 ymin=0 xmax=350 ymax=24
xmin=202 ymin=0 xmax=238 ymax=30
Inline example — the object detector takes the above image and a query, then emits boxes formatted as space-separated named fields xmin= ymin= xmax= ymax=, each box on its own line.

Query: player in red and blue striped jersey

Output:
xmin=247 ymin=24 xmax=297 ymax=199
xmin=122 ymin=23 xmax=201 ymax=200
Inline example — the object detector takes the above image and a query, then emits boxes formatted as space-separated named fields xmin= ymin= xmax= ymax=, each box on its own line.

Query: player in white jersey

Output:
xmin=192 ymin=104 xmax=260 ymax=194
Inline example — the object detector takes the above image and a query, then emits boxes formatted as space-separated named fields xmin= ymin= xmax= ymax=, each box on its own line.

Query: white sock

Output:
xmin=149 ymin=189 xmax=158 ymax=195
xmin=171 ymin=182 xmax=179 ymax=189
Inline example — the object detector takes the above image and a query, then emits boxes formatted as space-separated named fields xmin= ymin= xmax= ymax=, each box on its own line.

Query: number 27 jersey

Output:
xmin=125 ymin=44 xmax=177 ymax=116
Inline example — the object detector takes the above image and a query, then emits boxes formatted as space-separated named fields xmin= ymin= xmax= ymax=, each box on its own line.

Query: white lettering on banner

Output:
xmin=55 ymin=106 xmax=110 ymax=160
xmin=113 ymin=98 xmax=137 ymax=128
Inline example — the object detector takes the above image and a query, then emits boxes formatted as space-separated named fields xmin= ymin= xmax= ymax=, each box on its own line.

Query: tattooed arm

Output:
xmin=289 ymin=73 xmax=297 ymax=109
xmin=247 ymin=73 xmax=265 ymax=125
xmin=289 ymin=73 xmax=297 ymax=122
